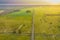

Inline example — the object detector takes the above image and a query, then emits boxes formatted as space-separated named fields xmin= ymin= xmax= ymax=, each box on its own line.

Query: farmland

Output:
xmin=0 ymin=8 xmax=32 ymax=40
xmin=0 ymin=5 xmax=60 ymax=40
xmin=34 ymin=5 xmax=60 ymax=40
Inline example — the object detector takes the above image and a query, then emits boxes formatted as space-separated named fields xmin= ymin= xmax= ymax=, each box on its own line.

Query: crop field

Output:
xmin=34 ymin=5 xmax=60 ymax=40
xmin=0 ymin=8 xmax=33 ymax=40
xmin=0 ymin=5 xmax=60 ymax=40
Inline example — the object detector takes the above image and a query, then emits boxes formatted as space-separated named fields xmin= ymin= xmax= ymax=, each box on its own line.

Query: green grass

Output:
xmin=0 ymin=8 xmax=33 ymax=40
xmin=0 ymin=34 xmax=30 ymax=40
xmin=0 ymin=6 xmax=60 ymax=40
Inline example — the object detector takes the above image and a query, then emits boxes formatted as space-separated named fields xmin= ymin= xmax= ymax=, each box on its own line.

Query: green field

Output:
xmin=0 ymin=8 xmax=33 ymax=40
xmin=0 ymin=6 xmax=60 ymax=40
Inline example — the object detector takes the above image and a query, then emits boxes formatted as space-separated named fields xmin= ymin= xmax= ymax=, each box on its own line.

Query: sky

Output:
xmin=0 ymin=0 xmax=60 ymax=5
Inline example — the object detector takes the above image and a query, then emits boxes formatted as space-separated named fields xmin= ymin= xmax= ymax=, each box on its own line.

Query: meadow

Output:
xmin=0 ymin=5 xmax=60 ymax=40
xmin=34 ymin=5 xmax=60 ymax=40
xmin=0 ymin=8 xmax=32 ymax=40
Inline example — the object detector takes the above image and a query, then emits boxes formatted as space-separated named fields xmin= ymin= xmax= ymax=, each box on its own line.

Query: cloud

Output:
xmin=0 ymin=0 xmax=60 ymax=5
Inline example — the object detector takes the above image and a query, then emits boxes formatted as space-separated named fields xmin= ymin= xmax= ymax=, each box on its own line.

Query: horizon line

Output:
xmin=0 ymin=4 xmax=60 ymax=5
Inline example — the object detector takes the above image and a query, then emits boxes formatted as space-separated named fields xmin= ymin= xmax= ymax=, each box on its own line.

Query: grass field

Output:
xmin=0 ymin=5 xmax=60 ymax=40
xmin=34 ymin=5 xmax=60 ymax=40
xmin=0 ymin=8 xmax=33 ymax=40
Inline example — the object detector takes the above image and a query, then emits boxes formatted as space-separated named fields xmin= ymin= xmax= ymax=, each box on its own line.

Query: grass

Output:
xmin=0 ymin=5 xmax=60 ymax=40
xmin=0 ymin=8 xmax=32 ymax=40
xmin=0 ymin=34 xmax=30 ymax=40
xmin=34 ymin=6 xmax=60 ymax=40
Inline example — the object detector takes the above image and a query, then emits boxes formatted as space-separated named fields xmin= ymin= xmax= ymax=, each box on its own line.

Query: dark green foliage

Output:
xmin=26 ymin=10 xmax=31 ymax=13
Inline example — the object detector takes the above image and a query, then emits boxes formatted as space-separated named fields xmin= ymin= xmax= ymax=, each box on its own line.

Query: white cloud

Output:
xmin=0 ymin=0 xmax=60 ymax=5
xmin=44 ymin=0 xmax=60 ymax=3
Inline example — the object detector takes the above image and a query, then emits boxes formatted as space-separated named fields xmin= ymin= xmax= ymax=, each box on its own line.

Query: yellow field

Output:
xmin=34 ymin=6 xmax=60 ymax=40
